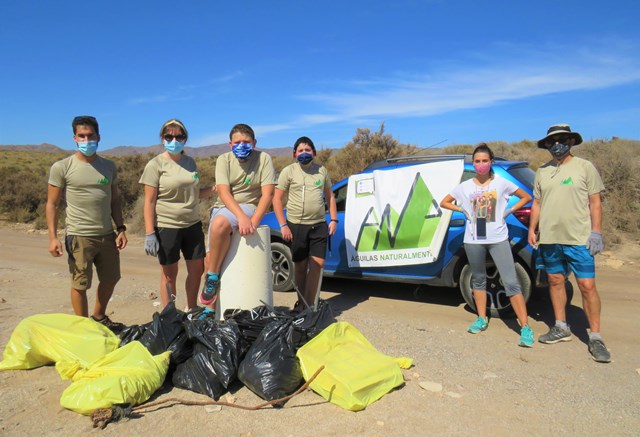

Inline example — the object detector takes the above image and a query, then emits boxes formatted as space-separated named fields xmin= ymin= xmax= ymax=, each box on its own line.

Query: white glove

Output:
xmin=145 ymin=232 xmax=159 ymax=257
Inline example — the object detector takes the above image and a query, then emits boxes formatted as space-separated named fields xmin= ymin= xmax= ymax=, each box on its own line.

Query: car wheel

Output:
xmin=271 ymin=242 xmax=295 ymax=292
xmin=459 ymin=261 xmax=532 ymax=319
xmin=535 ymin=279 xmax=574 ymax=306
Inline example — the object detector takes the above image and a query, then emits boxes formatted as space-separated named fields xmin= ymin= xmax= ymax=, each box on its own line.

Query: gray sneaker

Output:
xmin=588 ymin=339 xmax=611 ymax=363
xmin=538 ymin=325 xmax=572 ymax=344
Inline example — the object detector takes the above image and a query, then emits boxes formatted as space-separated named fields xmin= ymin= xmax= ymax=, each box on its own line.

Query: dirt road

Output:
xmin=0 ymin=226 xmax=638 ymax=436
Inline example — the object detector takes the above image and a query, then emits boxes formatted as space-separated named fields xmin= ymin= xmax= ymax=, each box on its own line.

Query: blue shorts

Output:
xmin=538 ymin=244 xmax=595 ymax=279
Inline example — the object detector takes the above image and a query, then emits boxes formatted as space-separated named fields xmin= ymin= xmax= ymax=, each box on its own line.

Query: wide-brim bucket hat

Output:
xmin=537 ymin=124 xmax=583 ymax=148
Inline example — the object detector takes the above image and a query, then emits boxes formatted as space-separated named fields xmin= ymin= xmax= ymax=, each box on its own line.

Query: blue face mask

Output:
xmin=296 ymin=152 xmax=314 ymax=165
xmin=232 ymin=142 xmax=253 ymax=160
xmin=164 ymin=139 xmax=185 ymax=155
xmin=549 ymin=142 xmax=571 ymax=158
xmin=77 ymin=141 xmax=98 ymax=157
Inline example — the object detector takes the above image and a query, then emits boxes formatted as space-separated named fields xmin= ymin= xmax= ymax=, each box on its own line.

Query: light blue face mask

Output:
xmin=77 ymin=141 xmax=98 ymax=157
xmin=164 ymin=139 xmax=185 ymax=154
xmin=232 ymin=142 xmax=253 ymax=160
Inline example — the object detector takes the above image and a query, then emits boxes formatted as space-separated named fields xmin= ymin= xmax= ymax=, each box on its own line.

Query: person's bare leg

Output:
xmin=160 ymin=262 xmax=179 ymax=307
xmin=547 ymin=273 xmax=568 ymax=322
xmin=509 ymin=293 xmax=529 ymax=327
xmin=304 ymin=256 xmax=325 ymax=307
xmin=71 ymin=288 xmax=88 ymax=317
xmin=206 ymin=216 xmax=232 ymax=275
xmin=185 ymin=258 xmax=204 ymax=310
xmin=473 ymin=290 xmax=488 ymax=319
xmin=576 ymin=277 xmax=601 ymax=333
xmin=93 ymin=280 xmax=118 ymax=319
xmin=294 ymin=259 xmax=308 ymax=295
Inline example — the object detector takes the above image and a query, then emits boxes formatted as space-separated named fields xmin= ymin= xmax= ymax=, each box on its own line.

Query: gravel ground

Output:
xmin=0 ymin=226 xmax=639 ymax=436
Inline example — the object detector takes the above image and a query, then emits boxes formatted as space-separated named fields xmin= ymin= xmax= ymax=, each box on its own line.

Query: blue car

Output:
xmin=261 ymin=155 xmax=545 ymax=317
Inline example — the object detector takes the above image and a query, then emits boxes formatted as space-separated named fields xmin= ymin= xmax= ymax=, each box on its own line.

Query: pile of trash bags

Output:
xmin=1 ymin=300 xmax=412 ymax=414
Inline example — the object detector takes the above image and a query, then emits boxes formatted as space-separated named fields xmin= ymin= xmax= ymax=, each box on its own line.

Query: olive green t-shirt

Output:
xmin=277 ymin=162 xmax=332 ymax=224
xmin=533 ymin=156 xmax=604 ymax=245
xmin=48 ymin=155 xmax=117 ymax=236
xmin=214 ymin=150 xmax=276 ymax=208
xmin=139 ymin=154 xmax=201 ymax=228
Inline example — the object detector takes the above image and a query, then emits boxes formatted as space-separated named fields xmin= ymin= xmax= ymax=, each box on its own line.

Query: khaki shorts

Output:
xmin=65 ymin=234 xmax=121 ymax=290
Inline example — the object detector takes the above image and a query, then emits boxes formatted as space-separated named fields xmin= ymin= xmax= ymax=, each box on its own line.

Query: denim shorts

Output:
xmin=538 ymin=244 xmax=595 ymax=279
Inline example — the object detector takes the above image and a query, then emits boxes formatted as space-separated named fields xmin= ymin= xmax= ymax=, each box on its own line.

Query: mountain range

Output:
xmin=0 ymin=143 xmax=295 ymax=157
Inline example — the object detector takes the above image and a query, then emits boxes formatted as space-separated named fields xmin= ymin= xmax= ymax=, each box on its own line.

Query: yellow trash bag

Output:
xmin=296 ymin=321 xmax=413 ymax=411
xmin=60 ymin=341 xmax=170 ymax=415
xmin=0 ymin=313 xmax=120 ymax=379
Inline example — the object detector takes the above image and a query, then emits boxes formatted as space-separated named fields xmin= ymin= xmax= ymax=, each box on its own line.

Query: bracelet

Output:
xmin=116 ymin=225 xmax=127 ymax=233
xmin=330 ymin=219 xmax=339 ymax=223
xmin=280 ymin=223 xmax=288 ymax=228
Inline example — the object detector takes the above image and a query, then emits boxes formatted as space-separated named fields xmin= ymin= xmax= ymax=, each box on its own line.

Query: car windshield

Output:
xmin=508 ymin=165 xmax=535 ymax=189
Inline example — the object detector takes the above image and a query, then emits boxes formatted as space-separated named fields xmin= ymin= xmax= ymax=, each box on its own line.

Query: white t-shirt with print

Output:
xmin=449 ymin=175 xmax=519 ymax=244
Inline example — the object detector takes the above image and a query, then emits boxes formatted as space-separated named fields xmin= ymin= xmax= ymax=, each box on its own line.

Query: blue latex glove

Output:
xmin=503 ymin=207 xmax=513 ymax=219
xmin=586 ymin=231 xmax=604 ymax=256
xmin=145 ymin=232 xmax=159 ymax=257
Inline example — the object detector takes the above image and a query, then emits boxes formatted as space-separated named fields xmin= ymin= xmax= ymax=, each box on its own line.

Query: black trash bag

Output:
xmin=118 ymin=322 xmax=151 ymax=347
xmin=224 ymin=305 xmax=290 ymax=346
xmin=139 ymin=302 xmax=185 ymax=355
xmin=237 ymin=319 xmax=302 ymax=404
xmin=171 ymin=318 xmax=243 ymax=400
xmin=291 ymin=299 xmax=336 ymax=349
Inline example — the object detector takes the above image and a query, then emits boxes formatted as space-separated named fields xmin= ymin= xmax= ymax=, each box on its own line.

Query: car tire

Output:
xmin=460 ymin=261 xmax=532 ymax=319
xmin=535 ymin=279 xmax=574 ymax=306
xmin=271 ymin=242 xmax=295 ymax=292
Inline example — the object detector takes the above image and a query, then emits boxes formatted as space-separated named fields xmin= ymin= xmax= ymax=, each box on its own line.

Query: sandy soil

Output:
xmin=0 ymin=224 xmax=639 ymax=437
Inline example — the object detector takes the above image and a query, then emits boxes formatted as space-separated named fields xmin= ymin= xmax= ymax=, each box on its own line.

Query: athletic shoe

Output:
xmin=519 ymin=325 xmax=534 ymax=348
xmin=199 ymin=274 xmax=220 ymax=305
xmin=588 ymin=339 xmax=611 ymax=363
xmin=90 ymin=315 xmax=125 ymax=334
xmin=538 ymin=325 xmax=572 ymax=344
xmin=467 ymin=316 xmax=488 ymax=334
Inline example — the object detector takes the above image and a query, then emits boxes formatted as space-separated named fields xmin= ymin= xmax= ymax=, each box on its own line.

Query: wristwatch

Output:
xmin=116 ymin=225 xmax=127 ymax=233
xmin=330 ymin=219 xmax=339 ymax=223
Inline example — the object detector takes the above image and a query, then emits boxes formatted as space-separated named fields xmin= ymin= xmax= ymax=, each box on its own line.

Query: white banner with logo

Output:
xmin=345 ymin=159 xmax=464 ymax=267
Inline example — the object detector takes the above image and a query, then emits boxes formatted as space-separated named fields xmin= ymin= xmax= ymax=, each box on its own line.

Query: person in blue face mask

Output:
xmin=272 ymin=136 xmax=338 ymax=312
xmin=528 ymin=124 xmax=610 ymax=363
xmin=46 ymin=115 xmax=128 ymax=333
xmin=139 ymin=119 xmax=216 ymax=311
xmin=200 ymin=124 xmax=277 ymax=310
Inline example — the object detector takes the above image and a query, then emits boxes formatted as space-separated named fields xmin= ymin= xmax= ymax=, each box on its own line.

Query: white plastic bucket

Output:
xmin=216 ymin=225 xmax=273 ymax=319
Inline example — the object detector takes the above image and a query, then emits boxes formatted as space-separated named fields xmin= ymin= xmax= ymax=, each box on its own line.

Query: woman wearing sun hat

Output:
xmin=139 ymin=119 xmax=215 ymax=310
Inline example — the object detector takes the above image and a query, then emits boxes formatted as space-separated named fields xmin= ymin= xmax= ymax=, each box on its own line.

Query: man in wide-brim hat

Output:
xmin=528 ymin=123 xmax=611 ymax=363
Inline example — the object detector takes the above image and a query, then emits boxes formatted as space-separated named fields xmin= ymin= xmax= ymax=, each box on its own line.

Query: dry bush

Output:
xmin=572 ymin=139 xmax=640 ymax=244
xmin=325 ymin=122 xmax=418 ymax=182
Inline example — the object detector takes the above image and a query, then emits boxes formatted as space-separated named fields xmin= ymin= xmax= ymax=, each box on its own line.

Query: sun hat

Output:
xmin=537 ymin=124 xmax=583 ymax=148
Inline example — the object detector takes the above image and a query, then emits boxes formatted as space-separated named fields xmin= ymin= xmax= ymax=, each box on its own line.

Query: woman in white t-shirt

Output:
xmin=139 ymin=119 xmax=215 ymax=311
xmin=440 ymin=144 xmax=534 ymax=347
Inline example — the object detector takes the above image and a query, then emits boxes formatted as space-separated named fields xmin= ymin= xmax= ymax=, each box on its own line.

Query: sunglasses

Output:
xmin=544 ymin=135 xmax=571 ymax=146
xmin=163 ymin=134 xmax=186 ymax=142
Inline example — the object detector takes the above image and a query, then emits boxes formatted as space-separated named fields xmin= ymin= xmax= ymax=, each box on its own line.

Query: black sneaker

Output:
xmin=588 ymin=339 xmax=611 ymax=363
xmin=91 ymin=315 xmax=125 ymax=334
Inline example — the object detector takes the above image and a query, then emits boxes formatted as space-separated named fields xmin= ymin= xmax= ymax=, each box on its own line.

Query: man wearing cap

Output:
xmin=528 ymin=124 xmax=610 ymax=363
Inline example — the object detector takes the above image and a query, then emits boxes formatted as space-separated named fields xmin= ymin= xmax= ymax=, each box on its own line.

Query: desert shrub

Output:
xmin=326 ymin=123 xmax=419 ymax=182
xmin=573 ymin=139 xmax=640 ymax=244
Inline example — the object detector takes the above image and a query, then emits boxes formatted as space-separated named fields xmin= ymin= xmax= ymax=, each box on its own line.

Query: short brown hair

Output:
xmin=229 ymin=123 xmax=255 ymax=141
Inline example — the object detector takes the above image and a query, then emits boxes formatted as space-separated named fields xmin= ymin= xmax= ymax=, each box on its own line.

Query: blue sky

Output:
xmin=1 ymin=0 xmax=639 ymax=151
